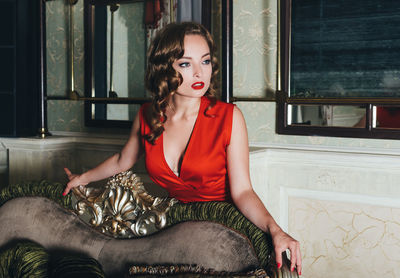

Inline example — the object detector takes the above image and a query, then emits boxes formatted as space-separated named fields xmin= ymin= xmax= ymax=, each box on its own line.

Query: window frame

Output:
xmin=276 ymin=0 xmax=400 ymax=140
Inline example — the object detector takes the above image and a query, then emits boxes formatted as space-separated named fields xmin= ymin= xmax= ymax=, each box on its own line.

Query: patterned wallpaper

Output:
xmin=233 ymin=0 xmax=277 ymax=97
xmin=45 ymin=0 xmax=400 ymax=149
xmin=46 ymin=0 xmax=87 ymax=132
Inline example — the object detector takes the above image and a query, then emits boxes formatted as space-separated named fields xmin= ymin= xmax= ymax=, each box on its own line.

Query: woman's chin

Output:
xmin=176 ymin=90 xmax=207 ymax=99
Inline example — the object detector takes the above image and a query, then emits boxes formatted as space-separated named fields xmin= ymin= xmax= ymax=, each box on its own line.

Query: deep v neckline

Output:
xmin=161 ymin=97 xmax=204 ymax=179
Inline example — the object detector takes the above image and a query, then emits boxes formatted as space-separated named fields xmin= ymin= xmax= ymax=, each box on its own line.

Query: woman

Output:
xmin=63 ymin=22 xmax=302 ymax=276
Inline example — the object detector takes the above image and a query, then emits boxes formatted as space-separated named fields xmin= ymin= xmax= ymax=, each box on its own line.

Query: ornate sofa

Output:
xmin=0 ymin=171 xmax=298 ymax=278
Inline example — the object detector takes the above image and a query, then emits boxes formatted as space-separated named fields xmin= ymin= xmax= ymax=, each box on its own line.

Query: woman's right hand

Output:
xmin=63 ymin=168 xmax=88 ymax=196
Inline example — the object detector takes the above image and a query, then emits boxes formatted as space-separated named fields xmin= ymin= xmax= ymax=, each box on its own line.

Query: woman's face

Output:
xmin=172 ymin=34 xmax=212 ymax=99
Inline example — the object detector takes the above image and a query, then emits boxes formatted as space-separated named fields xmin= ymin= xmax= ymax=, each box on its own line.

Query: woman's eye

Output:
xmin=179 ymin=62 xmax=190 ymax=68
xmin=202 ymin=59 xmax=211 ymax=65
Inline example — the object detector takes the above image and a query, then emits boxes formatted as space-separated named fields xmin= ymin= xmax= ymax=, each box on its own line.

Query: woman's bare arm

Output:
xmin=63 ymin=111 xmax=143 ymax=195
xmin=227 ymin=106 xmax=302 ymax=276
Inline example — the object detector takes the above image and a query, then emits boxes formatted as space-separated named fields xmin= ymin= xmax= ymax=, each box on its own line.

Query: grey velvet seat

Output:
xmin=0 ymin=197 xmax=260 ymax=276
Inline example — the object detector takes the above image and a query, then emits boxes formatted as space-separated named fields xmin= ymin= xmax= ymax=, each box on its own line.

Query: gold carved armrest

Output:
xmin=71 ymin=170 xmax=177 ymax=238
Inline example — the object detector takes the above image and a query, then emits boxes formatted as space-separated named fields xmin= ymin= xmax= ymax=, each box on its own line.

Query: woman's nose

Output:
xmin=193 ymin=64 xmax=202 ymax=77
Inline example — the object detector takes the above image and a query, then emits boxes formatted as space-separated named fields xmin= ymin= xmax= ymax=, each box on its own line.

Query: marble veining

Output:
xmin=289 ymin=197 xmax=400 ymax=278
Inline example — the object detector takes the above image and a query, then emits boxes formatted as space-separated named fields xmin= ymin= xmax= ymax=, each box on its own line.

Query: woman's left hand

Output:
xmin=270 ymin=228 xmax=302 ymax=276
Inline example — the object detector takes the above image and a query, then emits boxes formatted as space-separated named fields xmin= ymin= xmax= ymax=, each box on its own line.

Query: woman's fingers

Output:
xmin=62 ymin=184 xmax=72 ymax=196
xmin=63 ymin=168 xmax=73 ymax=196
xmin=296 ymin=243 xmax=302 ymax=275
xmin=288 ymin=241 xmax=302 ymax=275
xmin=273 ymin=232 xmax=302 ymax=275
xmin=63 ymin=168 xmax=83 ymax=196
xmin=63 ymin=178 xmax=82 ymax=196
xmin=289 ymin=243 xmax=297 ymax=272
xmin=64 ymin=167 xmax=71 ymax=176
xmin=275 ymin=250 xmax=283 ymax=269
xmin=64 ymin=168 xmax=73 ymax=179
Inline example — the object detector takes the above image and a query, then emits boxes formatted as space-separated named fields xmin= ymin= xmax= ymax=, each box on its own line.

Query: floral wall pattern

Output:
xmin=46 ymin=0 xmax=86 ymax=132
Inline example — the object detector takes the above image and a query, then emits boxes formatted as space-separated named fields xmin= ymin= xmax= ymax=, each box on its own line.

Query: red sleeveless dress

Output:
xmin=139 ymin=96 xmax=234 ymax=203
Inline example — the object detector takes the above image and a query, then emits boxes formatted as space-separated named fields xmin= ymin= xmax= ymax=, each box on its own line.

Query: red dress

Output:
xmin=139 ymin=96 xmax=234 ymax=203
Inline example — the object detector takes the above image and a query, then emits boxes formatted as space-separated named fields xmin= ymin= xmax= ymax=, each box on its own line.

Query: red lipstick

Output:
xmin=191 ymin=82 xmax=204 ymax=90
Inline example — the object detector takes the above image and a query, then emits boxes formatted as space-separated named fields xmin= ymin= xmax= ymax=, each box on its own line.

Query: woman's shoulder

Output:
xmin=202 ymin=96 xmax=235 ymax=123
xmin=203 ymin=96 xmax=234 ymax=111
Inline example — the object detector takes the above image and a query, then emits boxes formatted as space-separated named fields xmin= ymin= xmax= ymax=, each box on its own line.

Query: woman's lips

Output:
xmin=191 ymin=82 xmax=204 ymax=90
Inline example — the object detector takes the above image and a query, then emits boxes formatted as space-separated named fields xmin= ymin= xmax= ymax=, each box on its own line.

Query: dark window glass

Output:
xmin=0 ymin=48 xmax=14 ymax=92
xmin=0 ymin=2 xmax=15 ymax=46
xmin=0 ymin=94 xmax=14 ymax=136
xmin=290 ymin=0 xmax=400 ymax=98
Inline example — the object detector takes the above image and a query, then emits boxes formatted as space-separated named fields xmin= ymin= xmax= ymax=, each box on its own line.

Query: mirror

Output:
xmin=84 ymin=0 xmax=149 ymax=127
xmin=288 ymin=105 xmax=365 ymax=128
xmin=287 ymin=105 xmax=400 ymax=129
xmin=277 ymin=0 xmax=400 ymax=139
xmin=84 ymin=0 xmax=213 ymax=127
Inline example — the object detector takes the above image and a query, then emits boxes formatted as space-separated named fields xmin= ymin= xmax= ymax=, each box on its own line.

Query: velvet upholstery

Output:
xmin=0 ymin=197 xmax=260 ymax=277
xmin=166 ymin=202 xmax=274 ymax=270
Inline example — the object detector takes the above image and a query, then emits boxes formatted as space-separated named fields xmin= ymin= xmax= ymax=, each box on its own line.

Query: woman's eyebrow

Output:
xmin=180 ymin=53 xmax=211 ymax=60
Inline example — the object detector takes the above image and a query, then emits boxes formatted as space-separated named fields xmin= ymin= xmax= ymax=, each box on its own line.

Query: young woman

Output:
xmin=63 ymin=22 xmax=302 ymax=276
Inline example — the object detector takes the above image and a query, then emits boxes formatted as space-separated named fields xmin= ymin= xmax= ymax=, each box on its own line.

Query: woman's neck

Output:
xmin=167 ymin=95 xmax=202 ymax=119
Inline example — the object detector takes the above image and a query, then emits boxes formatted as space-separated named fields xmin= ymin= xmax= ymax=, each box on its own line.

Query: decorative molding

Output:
xmin=0 ymin=134 xmax=126 ymax=152
xmin=250 ymin=141 xmax=400 ymax=157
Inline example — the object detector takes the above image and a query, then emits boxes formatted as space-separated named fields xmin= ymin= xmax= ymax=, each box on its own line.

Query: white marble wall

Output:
xmin=249 ymin=143 xmax=400 ymax=278
xmin=1 ymin=135 xmax=126 ymax=185
xmin=0 ymin=134 xmax=160 ymax=191
xmin=289 ymin=196 xmax=400 ymax=278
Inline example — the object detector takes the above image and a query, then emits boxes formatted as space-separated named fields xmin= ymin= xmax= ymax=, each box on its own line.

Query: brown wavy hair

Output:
xmin=144 ymin=22 xmax=219 ymax=144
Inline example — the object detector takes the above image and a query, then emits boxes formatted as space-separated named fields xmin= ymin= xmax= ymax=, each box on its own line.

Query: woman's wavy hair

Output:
xmin=144 ymin=22 xmax=219 ymax=144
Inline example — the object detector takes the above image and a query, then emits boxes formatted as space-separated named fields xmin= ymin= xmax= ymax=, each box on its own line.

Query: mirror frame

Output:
xmin=83 ymin=0 xmax=221 ymax=128
xmin=276 ymin=0 xmax=400 ymax=140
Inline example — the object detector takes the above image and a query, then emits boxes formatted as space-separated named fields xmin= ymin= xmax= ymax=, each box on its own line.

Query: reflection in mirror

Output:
xmin=91 ymin=103 xmax=140 ymax=121
xmin=288 ymin=105 xmax=366 ymax=127
xmin=92 ymin=2 xmax=147 ymax=101
xmin=87 ymin=2 xmax=147 ymax=123
xmin=374 ymin=106 xmax=400 ymax=129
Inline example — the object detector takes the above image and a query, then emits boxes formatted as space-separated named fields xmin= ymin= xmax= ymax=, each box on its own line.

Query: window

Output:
xmin=277 ymin=0 xmax=400 ymax=139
